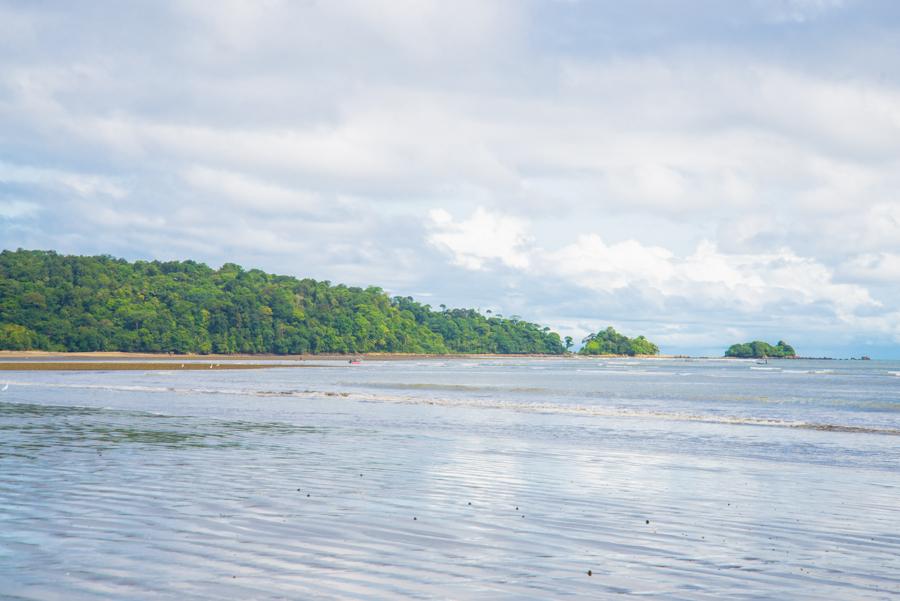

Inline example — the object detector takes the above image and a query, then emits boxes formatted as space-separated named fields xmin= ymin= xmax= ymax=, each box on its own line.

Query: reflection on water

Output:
xmin=1 ymin=358 xmax=899 ymax=599
xmin=0 ymin=403 xmax=331 ymax=463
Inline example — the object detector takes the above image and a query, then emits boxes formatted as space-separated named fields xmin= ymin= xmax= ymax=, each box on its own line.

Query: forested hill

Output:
xmin=0 ymin=250 xmax=565 ymax=355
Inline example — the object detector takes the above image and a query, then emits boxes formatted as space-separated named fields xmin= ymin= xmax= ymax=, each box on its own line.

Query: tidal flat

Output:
xmin=1 ymin=358 xmax=898 ymax=599
xmin=0 ymin=361 xmax=311 ymax=371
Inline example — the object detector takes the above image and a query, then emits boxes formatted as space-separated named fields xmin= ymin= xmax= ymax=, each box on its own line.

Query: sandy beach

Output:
xmin=0 ymin=350 xmax=682 ymax=362
xmin=0 ymin=361 xmax=312 ymax=371
xmin=1 ymin=357 xmax=898 ymax=599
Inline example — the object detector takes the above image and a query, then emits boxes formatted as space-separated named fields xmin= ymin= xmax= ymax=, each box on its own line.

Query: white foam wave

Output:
xmin=6 ymin=379 xmax=898 ymax=436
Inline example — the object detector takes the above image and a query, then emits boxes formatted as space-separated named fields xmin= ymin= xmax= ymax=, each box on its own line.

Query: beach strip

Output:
xmin=0 ymin=362 xmax=310 ymax=371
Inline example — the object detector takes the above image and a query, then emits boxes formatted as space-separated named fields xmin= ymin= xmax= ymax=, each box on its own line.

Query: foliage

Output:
xmin=578 ymin=326 xmax=659 ymax=356
xmin=390 ymin=297 xmax=564 ymax=354
xmin=724 ymin=340 xmax=796 ymax=358
xmin=0 ymin=324 xmax=43 ymax=350
xmin=0 ymin=250 xmax=565 ymax=355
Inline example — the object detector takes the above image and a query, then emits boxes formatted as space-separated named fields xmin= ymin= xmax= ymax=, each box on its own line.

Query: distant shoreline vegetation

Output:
xmin=725 ymin=340 xmax=796 ymax=359
xmin=0 ymin=250 xmax=565 ymax=355
xmin=578 ymin=327 xmax=659 ymax=356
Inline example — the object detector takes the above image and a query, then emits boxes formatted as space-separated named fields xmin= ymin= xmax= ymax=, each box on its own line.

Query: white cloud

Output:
xmin=837 ymin=252 xmax=900 ymax=284
xmin=183 ymin=166 xmax=320 ymax=213
xmin=427 ymin=207 xmax=532 ymax=270
xmin=553 ymin=238 xmax=877 ymax=317
xmin=765 ymin=0 xmax=848 ymax=23
xmin=0 ymin=200 xmax=40 ymax=219
xmin=2 ymin=1 xmax=900 ymax=355
xmin=429 ymin=208 xmax=877 ymax=320
xmin=0 ymin=162 xmax=126 ymax=199
xmin=546 ymin=235 xmax=675 ymax=291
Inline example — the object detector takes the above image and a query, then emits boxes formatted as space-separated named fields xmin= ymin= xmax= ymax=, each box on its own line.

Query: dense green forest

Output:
xmin=0 ymin=250 xmax=565 ymax=355
xmin=725 ymin=340 xmax=796 ymax=358
xmin=578 ymin=327 xmax=659 ymax=356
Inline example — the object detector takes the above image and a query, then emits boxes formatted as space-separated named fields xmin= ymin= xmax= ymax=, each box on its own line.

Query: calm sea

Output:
xmin=1 ymin=358 xmax=898 ymax=599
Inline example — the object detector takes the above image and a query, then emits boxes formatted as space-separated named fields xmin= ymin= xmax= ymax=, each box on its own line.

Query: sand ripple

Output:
xmin=2 ymin=360 xmax=899 ymax=599
xmin=2 ymin=397 xmax=899 ymax=600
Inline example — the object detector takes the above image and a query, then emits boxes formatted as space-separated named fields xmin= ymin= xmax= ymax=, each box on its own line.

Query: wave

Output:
xmin=571 ymin=368 xmax=668 ymax=376
xmin=6 ymin=379 xmax=899 ymax=437
xmin=336 ymin=381 xmax=551 ymax=394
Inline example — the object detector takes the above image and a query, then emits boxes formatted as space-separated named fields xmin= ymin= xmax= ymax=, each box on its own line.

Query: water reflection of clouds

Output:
xmin=2 ymin=361 xmax=899 ymax=598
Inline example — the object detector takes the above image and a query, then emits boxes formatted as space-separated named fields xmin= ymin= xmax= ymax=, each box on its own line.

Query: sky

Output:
xmin=2 ymin=0 xmax=900 ymax=357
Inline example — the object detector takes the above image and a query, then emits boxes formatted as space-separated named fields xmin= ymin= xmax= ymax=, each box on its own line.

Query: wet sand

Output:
xmin=0 ymin=350 xmax=552 ymax=361
xmin=1 ymin=359 xmax=898 ymax=599
xmin=0 ymin=362 xmax=311 ymax=371
xmin=0 ymin=350 xmax=670 ymax=361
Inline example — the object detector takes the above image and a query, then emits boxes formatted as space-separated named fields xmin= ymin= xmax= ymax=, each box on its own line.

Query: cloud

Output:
xmin=837 ymin=252 xmax=900 ymax=284
xmin=0 ymin=162 xmax=126 ymax=199
xmin=764 ymin=0 xmax=849 ymax=23
xmin=0 ymin=200 xmax=40 ymax=219
xmin=426 ymin=207 xmax=532 ymax=270
xmin=2 ymin=1 xmax=900 ymax=355
xmin=182 ymin=166 xmax=320 ymax=214
xmin=429 ymin=207 xmax=878 ymax=321
xmin=545 ymin=235 xmax=675 ymax=292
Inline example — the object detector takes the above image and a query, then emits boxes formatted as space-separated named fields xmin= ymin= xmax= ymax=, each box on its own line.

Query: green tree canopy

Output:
xmin=724 ymin=340 xmax=796 ymax=358
xmin=578 ymin=326 xmax=659 ymax=356
xmin=0 ymin=250 xmax=565 ymax=355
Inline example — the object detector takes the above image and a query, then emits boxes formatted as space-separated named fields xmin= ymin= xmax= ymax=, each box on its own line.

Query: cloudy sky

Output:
xmin=2 ymin=0 xmax=900 ymax=357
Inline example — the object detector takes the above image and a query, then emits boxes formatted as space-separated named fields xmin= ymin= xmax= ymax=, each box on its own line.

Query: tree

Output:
xmin=0 ymin=250 xmax=567 ymax=355
xmin=0 ymin=324 xmax=41 ymax=350
xmin=776 ymin=340 xmax=796 ymax=356
xmin=725 ymin=340 xmax=796 ymax=358
xmin=578 ymin=327 xmax=658 ymax=356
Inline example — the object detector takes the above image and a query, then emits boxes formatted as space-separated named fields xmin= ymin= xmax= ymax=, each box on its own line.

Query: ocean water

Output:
xmin=1 ymin=357 xmax=898 ymax=599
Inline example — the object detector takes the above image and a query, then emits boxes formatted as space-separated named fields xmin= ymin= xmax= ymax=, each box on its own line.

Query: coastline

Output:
xmin=0 ymin=361 xmax=313 ymax=371
xmin=0 ymin=351 xmax=866 ymax=362
xmin=3 ymin=356 xmax=897 ymax=598
xmin=0 ymin=350 xmax=688 ymax=363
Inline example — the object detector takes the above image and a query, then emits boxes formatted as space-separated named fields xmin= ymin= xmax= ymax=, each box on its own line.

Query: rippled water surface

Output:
xmin=1 ymin=357 xmax=899 ymax=599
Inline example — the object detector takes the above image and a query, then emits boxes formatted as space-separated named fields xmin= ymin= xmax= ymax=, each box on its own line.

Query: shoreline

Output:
xmin=0 ymin=350 xmax=684 ymax=361
xmin=0 ymin=361 xmax=316 ymax=371
xmin=0 ymin=351 xmax=869 ymax=363
xmin=3 ymin=345 xmax=895 ymax=598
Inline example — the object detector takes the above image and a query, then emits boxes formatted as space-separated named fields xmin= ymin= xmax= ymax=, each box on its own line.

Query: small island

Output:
xmin=725 ymin=340 xmax=796 ymax=359
xmin=579 ymin=327 xmax=659 ymax=356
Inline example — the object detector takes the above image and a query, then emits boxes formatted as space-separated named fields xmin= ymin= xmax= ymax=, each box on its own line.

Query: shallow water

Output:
xmin=1 ymin=358 xmax=898 ymax=599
